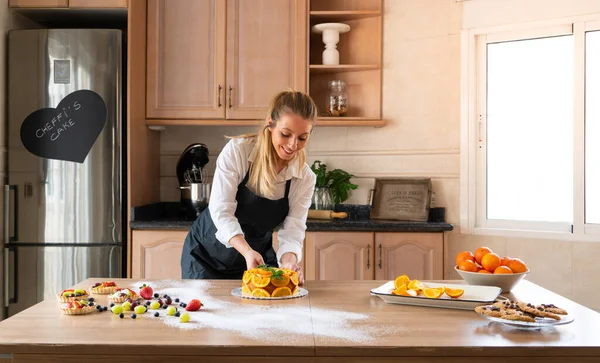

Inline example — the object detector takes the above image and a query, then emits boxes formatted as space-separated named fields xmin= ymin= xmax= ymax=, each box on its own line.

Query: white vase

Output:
xmin=312 ymin=23 xmax=351 ymax=65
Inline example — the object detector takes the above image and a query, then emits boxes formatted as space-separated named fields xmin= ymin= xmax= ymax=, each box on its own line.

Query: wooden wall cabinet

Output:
xmin=308 ymin=0 xmax=384 ymax=127
xmin=9 ymin=0 xmax=127 ymax=8
xmin=146 ymin=0 xmax=307 ymax=122
xmin=131 ymin=230 xmax=187 ymax=279
xmin=305 ymin=231 xmax=444 ymax=281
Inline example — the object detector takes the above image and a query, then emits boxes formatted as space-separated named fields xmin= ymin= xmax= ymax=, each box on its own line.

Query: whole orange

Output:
xmin=481 ymin=252 xmax=501 ymax=272
xmin=477 ymin=269 xmax=492 ymax=274
xmin=500 ymin=256 xmax=514 ymax=266
xmin=458 ymin=260 xmax=478 ymax=272
xmin=506 ymin=258 xmax=528 ymax=273
xmin=455 ymin=251 xmax=476 ymax=266
xmin=474 ymin=246 xmax=493 ymax=264
xmin=494 ymin=265 xmax=513 ymax=274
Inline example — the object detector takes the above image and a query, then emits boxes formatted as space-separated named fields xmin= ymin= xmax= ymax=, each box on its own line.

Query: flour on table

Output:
xmin=128 ymin=280 xmax=406 ymax=343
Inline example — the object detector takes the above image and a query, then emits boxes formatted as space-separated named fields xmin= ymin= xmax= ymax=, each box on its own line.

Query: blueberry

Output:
xmin=88 ymin=297 xmax=94 ymax=302
xmin=179 ymin=303 xmax=184 ymax=307
xmin=163 ymin=294 xmax=168 ymax=298
xmin=182 ymin=303 xmax=187 ymax=308
xmin=109 ymin=303 xmax=114 ymax=307
xmin=96 ymin=305 xmax=101 ymax=310
xmin=145 ymin=301 xmax=151 ymax=306
xmin=103 ymin=306 xmax=108 ymax=311
xmin=154 ymin=312 xmax=159 ymax=317
xmin=89 ymin=302 xmax=94 ymax=306
xmin=131 ymin=314 xmax=137 ymax=319
xmin=162 ymin=304 xmax=167 ymax=309
xmin=153 ymin=293 xmax=159 ymax=298
xmin=119 ymin=313 xmax=124 ymax=318
xmin=175 ymin=298 xmax=180 ymax=303
xmin=174 ymin=312 xmax=180 ymax=317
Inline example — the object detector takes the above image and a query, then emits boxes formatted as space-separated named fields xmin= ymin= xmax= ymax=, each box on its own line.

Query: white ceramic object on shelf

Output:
xmin=312 ymin=23 xmax=351 ymax=65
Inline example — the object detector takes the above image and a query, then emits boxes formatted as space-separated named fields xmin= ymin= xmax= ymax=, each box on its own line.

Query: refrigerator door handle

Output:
xmin=4 ymin=185 xmax=19 ymax=242
xmin=4 ymin=246 xmax=18 ymax=307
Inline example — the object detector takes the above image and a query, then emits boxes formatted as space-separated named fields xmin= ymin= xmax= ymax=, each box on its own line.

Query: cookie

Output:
xmin=475 ymin=305 xmax=504 ymax=318
xmin=499 ymin=313 xmax=536 ymax=323
xmin=539 ymin=304 xmax=568 ymax=315
xmin=516 ymin=302 xmax=561 ymax=320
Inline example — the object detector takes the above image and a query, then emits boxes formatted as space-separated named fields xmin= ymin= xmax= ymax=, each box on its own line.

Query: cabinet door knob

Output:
xmin=218 ymin=85 xmax=222 ymax=108
xmin=366 ymin=244 xmax=370 ymax=269
xmin=378 ymin=243 xmax=382 ymax=269
xmin=228 ymin=86 xmax=233 ymax=108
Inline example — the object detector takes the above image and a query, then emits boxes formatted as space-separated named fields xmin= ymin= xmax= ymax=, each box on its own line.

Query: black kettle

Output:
xmin=176 ymin=143 xmax=209 ymax=185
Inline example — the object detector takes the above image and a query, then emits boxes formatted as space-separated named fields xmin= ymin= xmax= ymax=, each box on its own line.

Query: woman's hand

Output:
xmin=243 ymin=249 xmax=264 ymax=270
xmin=280 ymin=252 xmax=304 ymax=285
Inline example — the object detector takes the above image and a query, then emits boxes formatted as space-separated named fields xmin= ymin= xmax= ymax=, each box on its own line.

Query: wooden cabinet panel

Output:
xmin=225 ymin=0 xmax=306 ymax=119
xmin=69 ymin=0 xmax=127 ymax=8
xmin=305 ymin=232 xmax=373 ymax=280
xmin=9 ymin=0 xmax=68 ymax=7
xmin=374 ymin=233 xmax=443 ymax=281
xmin=146 ymin=0 xmax=226 ymax=119
xmin=131 ymin=230 xmax=188 ymax=279
xmin=272 ymin=232 xmax=306 ymax=272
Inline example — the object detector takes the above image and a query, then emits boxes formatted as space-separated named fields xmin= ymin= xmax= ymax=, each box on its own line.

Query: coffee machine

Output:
xmin=176 ymin=143 xmax=211 ymax=216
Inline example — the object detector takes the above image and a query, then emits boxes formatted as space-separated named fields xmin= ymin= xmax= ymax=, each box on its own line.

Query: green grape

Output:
xmin=122 ymin=301 xmax=131 ymax=311
xmin=134 ymin=305 xmax=146 ymax=314
xmin=166 ymin=306 xmax=176 ymax=316
xmin=180 ymin=312 xmax=190 ymax=323
xmin=149 ymin=301 xmax=160 ymax=310
xmin=111 ymin=305 xmax=124 ymax=315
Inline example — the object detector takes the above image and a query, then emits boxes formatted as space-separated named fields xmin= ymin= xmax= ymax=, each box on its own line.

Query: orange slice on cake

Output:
xmin=251 ymin=288 xmax=270 ymax=298
xmin=271 ymin=274 xmax=290 ymax=287
xmin=271 ymin=287 xmax=292 ymax=297
xmin=251 ymin=275 xmax=270 ymax=288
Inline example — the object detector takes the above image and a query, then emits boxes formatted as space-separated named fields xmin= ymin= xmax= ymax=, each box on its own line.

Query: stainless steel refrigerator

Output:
xmin=3 ymin=29 xmax=124 ymax=319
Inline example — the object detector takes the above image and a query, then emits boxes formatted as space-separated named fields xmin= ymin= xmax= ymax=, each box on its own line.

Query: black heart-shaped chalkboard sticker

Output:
xmin=20 ymin=90 xmax=107 ymax=163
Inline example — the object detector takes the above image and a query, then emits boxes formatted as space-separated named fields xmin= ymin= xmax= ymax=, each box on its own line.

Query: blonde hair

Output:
xmin=228 ymin=89 xmax=318 ymax=197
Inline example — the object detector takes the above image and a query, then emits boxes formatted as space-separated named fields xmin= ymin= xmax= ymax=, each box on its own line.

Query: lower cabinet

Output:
xmin=304 ymin=232 xmax=444 ymax=281
xmin=131 ymin=230 xmax=187 ymax=279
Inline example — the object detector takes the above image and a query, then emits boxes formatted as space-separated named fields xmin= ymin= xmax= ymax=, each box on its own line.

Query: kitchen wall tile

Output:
xmin=388 ymin=0 xmax=454 ymax=40
xmin=506 ymin=237 xmax=571 ymax=297
xmin=432 ymin=178 xmax=459 ymax=224
xmin=307 ymin=127 xmax=348 ymax=151
xmin=160 ymin=126 xmax=255 ymax=154
xmin=572 ymin=242 xmax=600 ymax=310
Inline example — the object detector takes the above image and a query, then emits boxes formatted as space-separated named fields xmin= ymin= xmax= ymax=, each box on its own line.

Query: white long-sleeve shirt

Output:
xmin=208 ymin=138 xmax=316 ymax=264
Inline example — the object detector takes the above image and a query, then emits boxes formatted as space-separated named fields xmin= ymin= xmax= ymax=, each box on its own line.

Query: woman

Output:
xmin=181 ymin=90 xmax=318 ymax=284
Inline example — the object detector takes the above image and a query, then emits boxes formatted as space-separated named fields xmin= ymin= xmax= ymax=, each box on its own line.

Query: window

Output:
xmin=462 ymin=19 xmax=600 ymax=239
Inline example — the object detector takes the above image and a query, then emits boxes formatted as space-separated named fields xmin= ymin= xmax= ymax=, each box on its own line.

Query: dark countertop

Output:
xmin=130 ymin=203 xmax=454 ymax=233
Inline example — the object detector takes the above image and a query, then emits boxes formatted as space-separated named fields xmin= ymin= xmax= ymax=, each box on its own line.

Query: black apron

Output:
xmin=181 ymin=169 xmax=291 ymax=279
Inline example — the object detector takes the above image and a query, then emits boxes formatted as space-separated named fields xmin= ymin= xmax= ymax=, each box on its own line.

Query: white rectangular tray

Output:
xmin=370 ymin=281 xmax=502 ymax=310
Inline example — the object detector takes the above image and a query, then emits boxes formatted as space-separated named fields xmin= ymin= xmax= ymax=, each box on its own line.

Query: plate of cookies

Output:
xmin=475 ymin=300 xmax=574 ymax=329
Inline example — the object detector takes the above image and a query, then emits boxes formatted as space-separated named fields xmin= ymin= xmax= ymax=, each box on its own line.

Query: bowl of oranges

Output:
xmin=455 ymin=247 xmax=529 ymax=292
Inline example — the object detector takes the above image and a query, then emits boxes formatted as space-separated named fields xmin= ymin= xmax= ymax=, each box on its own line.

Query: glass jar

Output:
xmin=311 ymin=187 xmax=334 ymax=210
xmin=327 ymin=80 xmax=348 ymax=117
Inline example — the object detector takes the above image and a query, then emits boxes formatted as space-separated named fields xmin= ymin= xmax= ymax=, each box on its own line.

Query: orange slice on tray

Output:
xmin=242 ymin=271 xmax=252 ymax=285
xmin=394 ymin=275 xmax=410 ymax=289
xmin=252 ymin=275 xmax=271 ymax=288
xmin=422 ymin=287 xmax=444 ymax=299
xmin=271 ymin=274 xmax=290 ymax=287
xmin=444 ymin=287 xmax=465 ymax=299
xmin=392 ymin=285 xmax=417 ymax=297
xmin=251 ymin=288 xmax=270 ymax=298
xmin=289 ymin=272 xmax=299 ymax=286
xmin=408 ymin=279 xmax=425 ymax=292
xmin=271 ymin=287 xmax=292 ymax=297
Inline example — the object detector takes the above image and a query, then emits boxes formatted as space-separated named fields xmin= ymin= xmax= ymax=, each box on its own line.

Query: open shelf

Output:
xmin=309 ymin=64 xmax=380 ymax=74
xmin=309 ymin=10 xmax=381 ymax=22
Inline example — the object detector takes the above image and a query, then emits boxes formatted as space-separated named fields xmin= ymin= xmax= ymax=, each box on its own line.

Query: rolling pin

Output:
xmin=308 ymin=210 xmax=348 ymax=220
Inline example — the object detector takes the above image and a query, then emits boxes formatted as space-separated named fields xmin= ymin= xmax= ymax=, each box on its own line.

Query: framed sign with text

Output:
xmin=370 ymin=178 xmax=432 ymax=221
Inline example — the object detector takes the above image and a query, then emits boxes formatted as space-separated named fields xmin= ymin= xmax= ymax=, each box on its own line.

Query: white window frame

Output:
xmin=460 ymin=14 xmax=600 ymax=242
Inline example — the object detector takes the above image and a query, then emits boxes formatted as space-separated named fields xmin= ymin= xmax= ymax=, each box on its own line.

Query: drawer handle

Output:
xmin=378 ymin=243 xmax=382 ymax=269
xmin=366 ymin=245 xmax=370 ymax=269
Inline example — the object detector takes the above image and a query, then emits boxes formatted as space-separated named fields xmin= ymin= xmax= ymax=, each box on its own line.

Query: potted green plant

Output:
xmin=310 ymin=160 xmax=358 ymax=209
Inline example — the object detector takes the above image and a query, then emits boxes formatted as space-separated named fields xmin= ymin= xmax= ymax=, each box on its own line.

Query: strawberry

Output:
xmin=185 ymin=299 xmax=203 ymax=311
xmin=139 ymin=284 xmax=153 ymax=300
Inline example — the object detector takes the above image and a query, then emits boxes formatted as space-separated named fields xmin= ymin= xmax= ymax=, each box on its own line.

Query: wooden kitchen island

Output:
xmin=1 ymin=279 xmax=599 ymax=363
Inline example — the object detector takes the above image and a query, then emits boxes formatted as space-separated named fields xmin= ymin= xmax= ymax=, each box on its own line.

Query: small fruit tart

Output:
xmin=91 ymin=281 xmax=118 ymax=295
xmin=108 ymin=288 xmax=139 ymax=303
xmin=57 ymin=288 xmax=89 ymax=303
xmin=59 ymin=299 xmax=96 ymax=315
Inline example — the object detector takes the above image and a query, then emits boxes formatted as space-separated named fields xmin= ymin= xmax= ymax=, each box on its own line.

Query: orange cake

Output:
xmin=242 ymin=265 xmax=299 ymax=298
